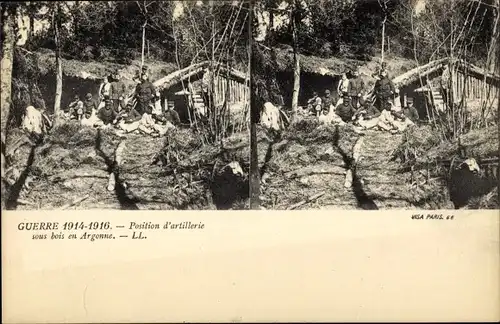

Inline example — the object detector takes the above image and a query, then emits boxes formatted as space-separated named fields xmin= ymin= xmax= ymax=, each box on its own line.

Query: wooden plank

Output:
xmin=452 ymin=70 xmax=457 ymax=102
xmin=232 ymin=79 xmax=236 ymax=102
xmin=458 ymin=72 xmax=462 ymax=99
xmin=471 ymin=76 xmax=475 ymax=98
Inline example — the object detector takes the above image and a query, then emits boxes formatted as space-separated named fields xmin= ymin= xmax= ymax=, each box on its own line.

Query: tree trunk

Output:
xmin=249 ymin=1 xmax=260 ymax=210
xmin=53 ymin=4 xmax=63 ymax=125
xmin=28 ymin=12 xmax=34 ymax=41
xmin=381 ymin=15 xmax=386 ymax=63
xmin=1 ymin=5 xmax=16 ymax=194
xmin=268 ymin=2 xmax=274 ymax=45
xmin=73 ymin=1 xmax=80 ymax=35
xmin=291 ymin=4 xmax=300 ymax=121
xmin=141 ymin=21 xmax=146 ymax=69
xmin=488 ymin=1 xmax=499 ymax=75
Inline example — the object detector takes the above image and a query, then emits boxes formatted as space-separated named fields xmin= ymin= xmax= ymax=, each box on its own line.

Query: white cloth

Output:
xmin=357 ymin=116 xmax=380 ymax=129
xmin=151 ymin=99 xmax=162 ymax=116
xmin=99 ymin=82 xmax=111 ymax=98
xmin=338 ymin=78 xmax=350 ymax=93
xmin=81 ymin=110 xmax=103 ymax=127
xmin=377 ymin=109 xmax=414 ymax=132
xmin=319 ymin=111 xmax=345 ymax=125
xmin=22 ymin=106 xmax=44 ymax=135
xmin=391 ymin=117 xmax=414 ymax=132
xmin=118 ymin=113 xmax=174 ymax=136
xmin=261 ymin=102 xmax=282 ymax=131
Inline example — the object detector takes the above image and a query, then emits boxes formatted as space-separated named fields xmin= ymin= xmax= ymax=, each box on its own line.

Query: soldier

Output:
xmin=307 ymin=91 xmax=322 ymax=117
xmin=353 ymin=100 xmax=381 ymax=130
xmin=110 ymin=71 xmax=127 ymax=112
xmin=98 ymin=98 xmax=118 ymax=125
xmin=402 ymin=98 xmax=420 ymax=124
xmin=164 ymin=104 xmax=181 ymax=126
xmin=133 ymin=65 xmax=149 ymax=84
xmin=134 ymin=72 xmax=157 ymax=115
xmin=83 ymin=93 xmax=97 ymax=119
xmin=348 ymin=70 xmax=365 ymax=108
xmin=441 ymin=63 xmax=450 ymax=107
xmin=322 ymin=89 xmax=335 ymax=115
xmin=374 ymin=70 xmax=396 ymax=111
xmin=335 ymin=95 xmax=357 ymax=123
xmin=68 ymin=95 xmax=84 ymax=120
xmin=99 ymin=75 xmax=112 ymax=102
xmin=337 ymin=72 xmax=351 ymax=97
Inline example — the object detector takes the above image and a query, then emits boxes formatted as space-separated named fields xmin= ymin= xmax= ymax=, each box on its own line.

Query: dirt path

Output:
xmin=260 ymin=124 xmax=420 ymax=210
xmin=258 ymin=126 xmax=359 ymax=210
xmin=355 ymin=130 xmax=418 ymax=209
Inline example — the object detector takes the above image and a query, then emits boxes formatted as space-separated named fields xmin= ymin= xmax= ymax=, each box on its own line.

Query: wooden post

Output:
xmin=457 ymin=72 xmax=462 ymax=100
xmin=476 ymin=77 xmax=479 ymax=99
xmin=467 ymin=75 xmax=473 ymax=98
xmin=472 ymin=77 xmax=475 ymax=98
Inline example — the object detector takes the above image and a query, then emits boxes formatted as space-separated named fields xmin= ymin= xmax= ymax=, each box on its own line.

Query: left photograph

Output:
xmin=1 ymin=0 xmax=251 ymax=210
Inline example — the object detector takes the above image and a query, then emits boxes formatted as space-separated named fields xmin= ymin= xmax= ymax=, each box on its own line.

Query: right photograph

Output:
xmin=250 ymin=0 xmax=499 ymax=210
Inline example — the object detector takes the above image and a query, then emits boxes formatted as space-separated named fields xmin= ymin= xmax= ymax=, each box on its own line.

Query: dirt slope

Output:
xmin=9 ymin=122 xmax=249 ymax=210
xmin=258 ymin=119 xmax=452 ymax=210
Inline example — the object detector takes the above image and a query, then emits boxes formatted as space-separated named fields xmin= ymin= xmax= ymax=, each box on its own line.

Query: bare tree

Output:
xmin=249 ymin=0 xmax=261 ymax=210
xmin=52 ymin=2 xmax=63 ymax=124
xmin=1 ymin=4 xmax=17 ymax=196
xmin=290 ymin=0 xmax=301 ymax=121
xmin=378 ymin=0 xmax=389 ymax=63
xmin=137 ymin=1 xmax=155 ymax=69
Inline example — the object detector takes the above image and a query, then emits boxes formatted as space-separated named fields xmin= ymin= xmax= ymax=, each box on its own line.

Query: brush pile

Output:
xmin=392 ymin=125 xmax=498 ymax=209
xmin=258 ymin=117 xmax=360 ymax=209
xmin=123 ymin=128 xmax=250 ymax=210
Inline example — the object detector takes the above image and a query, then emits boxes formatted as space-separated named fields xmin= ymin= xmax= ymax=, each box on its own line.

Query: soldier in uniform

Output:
xmin=110 ymin=71 xmax=127 ymax=112
xmin=348 ymin=70 xmax=365 ymax=109
xmin=374 ymin=70 xmax=396 ymax=111
xmin=134 ymin=72 xmax=157 ymax=115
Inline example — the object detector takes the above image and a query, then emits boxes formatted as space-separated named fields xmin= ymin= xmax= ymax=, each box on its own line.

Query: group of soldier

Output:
xmin=64 ymin=66 xmax=180 ymax=137
xmin=305 ymin=64 xmax=420 ymax=134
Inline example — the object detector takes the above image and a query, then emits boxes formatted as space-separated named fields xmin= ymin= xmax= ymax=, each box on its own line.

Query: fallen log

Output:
xmin=287 ymin=191 xmax=326 ymax=210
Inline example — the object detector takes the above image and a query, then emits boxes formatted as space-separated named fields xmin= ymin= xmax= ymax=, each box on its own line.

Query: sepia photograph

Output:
xmin=251 ymin=0 xmax=499 ymax=210
xmin=1 ymin=0 xmax=251 ymax=210
xmin=2 ymin=1 xmax=499 ymax=323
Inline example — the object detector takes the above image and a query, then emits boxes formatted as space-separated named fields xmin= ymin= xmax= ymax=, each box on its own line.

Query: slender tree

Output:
xmin=52 ymin=2 xmax=63 ymax=124
xmin=249 ymin=0 xmax=261 ymax=209
xmin=378 ymin=0 xmax=389 ymax=63
xmin=290 ymin=0 xmax=301 ymax=121
xmin=1 ymin=3 xmax=18 ymax=197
